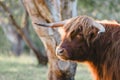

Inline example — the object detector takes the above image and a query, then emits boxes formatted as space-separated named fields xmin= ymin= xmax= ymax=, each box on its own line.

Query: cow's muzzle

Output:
xmin=56 ymin=47 xmax=65 ymax=56
xmin=56 ymin=47 xmax=69 ymax=60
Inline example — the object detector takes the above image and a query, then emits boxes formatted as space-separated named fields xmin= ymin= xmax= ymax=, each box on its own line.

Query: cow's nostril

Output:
xmin=56 ymin=48 xmax=64 ymax=55
xmin=59 ymin=49 xmax=64 ymax=53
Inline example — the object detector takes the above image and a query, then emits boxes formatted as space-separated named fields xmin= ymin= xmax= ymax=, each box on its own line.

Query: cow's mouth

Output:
xmin=56 ymin=54 xmax=70 ymax=60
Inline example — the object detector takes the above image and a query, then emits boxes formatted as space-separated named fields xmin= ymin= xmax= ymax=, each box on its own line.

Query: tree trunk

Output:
xmin=22 ymin=0 xmax=77 ymax=80
xmin=61 ymin=0 xmax=77 ymax=19
xmin=0 ymin=1 xmax=48 ymax=65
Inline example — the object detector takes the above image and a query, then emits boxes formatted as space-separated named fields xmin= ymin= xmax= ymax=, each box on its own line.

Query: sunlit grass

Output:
xmin=75 ymin=64 xmax=92 ymax=80
xmin=0 ymin=55 xmax=47 ymax=80
xmin=0 ymin=54 xmax=92 ymax=80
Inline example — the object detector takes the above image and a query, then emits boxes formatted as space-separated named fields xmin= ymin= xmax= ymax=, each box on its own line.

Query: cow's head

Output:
xmin=35 ymin=16 xmax=105 ymax=62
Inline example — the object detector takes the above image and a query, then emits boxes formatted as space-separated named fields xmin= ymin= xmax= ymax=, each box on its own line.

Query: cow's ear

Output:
xmin=86 ymin=21 xmax=105 ymax=46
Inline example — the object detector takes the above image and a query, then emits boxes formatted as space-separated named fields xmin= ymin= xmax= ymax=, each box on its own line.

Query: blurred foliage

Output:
xmin=0 ymin=0 xmax=45 ymax=55
xmin=78 ymin=0 xmax=120 ymax=20
xmin=0 ymin=0 xmax=120 ymax=55
xmin=0 ymin=0 xmax=23 ymax=26
xmin=0 ymin=26 xmax=11 ymax=54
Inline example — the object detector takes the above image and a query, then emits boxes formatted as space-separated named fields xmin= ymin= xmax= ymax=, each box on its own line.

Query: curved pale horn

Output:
xmin=34 ymin=20 xmax=68 ymax=28
xmin=92 ymin=21 xmax=105 ymax=34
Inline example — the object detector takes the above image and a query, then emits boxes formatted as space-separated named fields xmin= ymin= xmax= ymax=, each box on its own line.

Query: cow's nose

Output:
xmin=56 ymin=48 xmax=64 ymax=56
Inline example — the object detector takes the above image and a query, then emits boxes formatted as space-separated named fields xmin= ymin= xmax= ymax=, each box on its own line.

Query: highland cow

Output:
xmin=35 ymin=16 xmax=120 ymax=80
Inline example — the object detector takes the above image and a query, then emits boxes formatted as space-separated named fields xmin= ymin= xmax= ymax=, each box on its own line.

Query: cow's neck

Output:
xmin=85 ymin=61 xmax=102 ymax=80
xmin=88 ymin=24 xmax=120 ymax=80
xmin=91 ymin=23 xmax=120 ymax=59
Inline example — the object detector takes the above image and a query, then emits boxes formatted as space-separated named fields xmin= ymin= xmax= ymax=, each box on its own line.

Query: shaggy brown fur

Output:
xmin=56 ymin=16 xmax=120 ymax=80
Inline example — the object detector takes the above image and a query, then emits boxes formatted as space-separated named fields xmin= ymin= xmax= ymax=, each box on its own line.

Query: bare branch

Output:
xmin=0 ymin=1 xmax=48 ymax=65
xmin=0 ymin=1 xmax=21 ymax=30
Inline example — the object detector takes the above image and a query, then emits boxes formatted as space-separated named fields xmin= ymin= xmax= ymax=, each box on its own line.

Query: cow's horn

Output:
xmin=34 ymin=20 xmax=67 ymax=28
xmin=93 ymin=21 xmax=105 ymax=34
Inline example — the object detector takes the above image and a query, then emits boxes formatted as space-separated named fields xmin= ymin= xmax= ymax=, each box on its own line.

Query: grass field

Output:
xmin=0 ymin=54 xmax=92 ymax=80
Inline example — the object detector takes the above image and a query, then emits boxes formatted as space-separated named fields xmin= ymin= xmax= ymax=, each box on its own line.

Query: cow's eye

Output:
xmin=69 ymin=34 xmax=81 ymax=42
xmin=70 ymin=29 xmax=80 ymax=38
xmin=75 ymin=32 xmax=83 ymax=39
xmin=70 ymin=33 xmax=76 ymax=39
